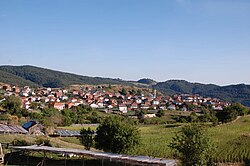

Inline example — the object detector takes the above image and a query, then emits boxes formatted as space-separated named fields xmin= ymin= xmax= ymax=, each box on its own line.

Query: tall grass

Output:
xmin=130 ymin=116 xmax=250 ymax=163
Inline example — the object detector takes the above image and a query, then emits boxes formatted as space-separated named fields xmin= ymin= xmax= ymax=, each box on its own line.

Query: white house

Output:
xmin=118 ymin=105 xmax=128 ymax=114
xmin=90 ymin=103 xmax=99 ymax=108
xmin=144 ymin=114 xmax=156 ymax=118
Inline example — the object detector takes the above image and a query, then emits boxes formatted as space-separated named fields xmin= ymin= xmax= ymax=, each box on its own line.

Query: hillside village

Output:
xmin=0 ymin=83 xmax=230 ymax=114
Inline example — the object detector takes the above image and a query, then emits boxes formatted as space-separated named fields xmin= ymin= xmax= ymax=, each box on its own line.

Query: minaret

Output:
xmin=154 ymin=89 xmax=157 ymax=98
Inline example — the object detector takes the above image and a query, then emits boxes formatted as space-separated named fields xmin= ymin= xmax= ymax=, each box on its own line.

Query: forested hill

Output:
xmin=153 ymin=80 xmax=250 ymax=106
xmin=0 ymin=65 xmax=132 ymax=88
xmin=0 ymin=65 xmax=249 ymax=106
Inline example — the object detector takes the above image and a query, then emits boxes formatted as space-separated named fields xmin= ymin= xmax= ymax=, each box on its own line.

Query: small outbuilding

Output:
xmin=22 ymin=120 xmax=44 ymax=135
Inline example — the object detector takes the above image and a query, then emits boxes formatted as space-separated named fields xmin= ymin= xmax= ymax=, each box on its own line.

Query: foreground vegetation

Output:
xmin=0 ymin=116 xmax=250 ymax=164
xmin=129 ymin=115 xmax=250 ymax=164
xmin=0 ymin=134 xmax=84 ymax=150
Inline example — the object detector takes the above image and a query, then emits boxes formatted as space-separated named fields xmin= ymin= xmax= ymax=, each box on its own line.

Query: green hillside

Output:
xmin=130 ymin=116 xmax=250 ymax=163
xmin=153 ymin=80 xmax=250 ymax=106
xmin=137 ymin=78 xmax=157 ymax=85
xmin=0 ymin=65 xmax=250 ymax=106
xmin=0 ymin=65 xmax=132 ymax=88
xmin=0 ymin=69 xmax=38 ymax=87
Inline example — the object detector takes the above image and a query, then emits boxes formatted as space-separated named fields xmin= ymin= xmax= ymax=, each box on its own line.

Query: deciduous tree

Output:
xmin=80 ymin=127 xmax=94 ymax=150
xmin=169 ymin=125 xmax=216 ymax=166
xmin=95 ymin=116 xmax=140 ymax=154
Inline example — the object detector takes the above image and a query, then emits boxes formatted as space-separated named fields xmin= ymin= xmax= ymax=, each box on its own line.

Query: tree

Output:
xmin=229 ymin=103 xmax=249 ymax=116
xmin=169 ymin=125 xmax=216 ymax=166
xmin=216 ymin=103 xmax=249 ymax=123
xmin=129 ymin=89 xmax=136 ymax=95
xmin=136 ymin=89 xmax=142 ymax=96
xmin=120 ymin=88 xmax=127 ymax=96
xmin=61 ymin=109 xmax=72 ymax=126
xmin=95 ymin=116 xmax=140 ymax=154
xmin=2 ymin=95 xmax=22 ymax=116
xmin=41 ymin=108 xmax=64 ymax=127
xmin=80 ymin=127 xmax=94 ymax=150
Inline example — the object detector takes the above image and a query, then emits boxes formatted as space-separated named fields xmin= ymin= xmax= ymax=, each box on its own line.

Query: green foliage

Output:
xmin=156 ymin=110 xmax=165 ymax=117
xmin=137 ymin=78 xmax=157 ymax=85
xmin=2 ymin=95 xmax=22 ymax=116
xmin=169 ymin=125 xmax=216 ymax=166
xmin=95 ymin=116 xmax=141 ymax=154
xmin=0 ymin=113 xmax=11 ymax=121
xmin=28 ymin=105 xmax=104 ymax=127
xmin=61 ymin=109 xmax=73 ymax=126
xmin=136 ymin=89 xmax=142 ymax=96
xmin=0 ymin=69 xmax=37 ymax=87
xmin=0 ymin=65 xmax=133 ymax=88
xmin=80 ymin=127 xmax=95 ymax=150
xmin=129 ymin=89 xmax=136 ymax=95
xmin=129 ymin=116 xmax=250 ymax=163
xmin=198 ymin=108 xmax=218 ymax=125
xmin=135 ymin=110 xmax=147 ymax=119
xmin=214 ymin=135 xmax=250 ymax=163
xmin=39 ymin=108 xmax=64 ymax=127
xmin=29 ymin=112 xmax=43 ymax=121
xmin=12 ymin=138 xmax=30 ymax=146
xmin=153 ymin=80 xmax=250 ymax=107
xmin=229 ymin=103 xmax=249 ymax=116
xmin=189 ymin=112 xmax=198 ymax=122
xmin=35 ymin=137 xmax=52 ymax=147
xmin=216 ymin=103 xmax=249 ymax=123
xmin=120 ymin=88 xmax=127 ymax=95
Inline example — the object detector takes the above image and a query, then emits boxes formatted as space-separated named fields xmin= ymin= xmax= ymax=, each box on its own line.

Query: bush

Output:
xmin=12 ymin=138 xmax=30 ymax=146
xmin=169 ymin=125 xmax=216 ymax=166
xmin=35 ymin=137 xmax=52 ymax=147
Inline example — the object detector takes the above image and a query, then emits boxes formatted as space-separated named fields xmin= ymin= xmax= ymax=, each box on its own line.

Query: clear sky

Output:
xmin=0 ymin=0 xmax=250 ymax=85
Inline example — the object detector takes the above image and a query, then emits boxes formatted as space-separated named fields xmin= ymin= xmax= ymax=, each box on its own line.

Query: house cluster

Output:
xmin=0 ymin=84 xmax=230 ymax=113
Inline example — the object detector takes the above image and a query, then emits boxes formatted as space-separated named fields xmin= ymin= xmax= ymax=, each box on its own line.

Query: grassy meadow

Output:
xmin=129 ymin=115 xmax=250 ymax=163
xmin=0 ymin=134 xmax=84 ymax=150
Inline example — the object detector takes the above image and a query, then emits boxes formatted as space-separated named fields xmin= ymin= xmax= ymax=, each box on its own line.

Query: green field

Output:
xmin=129 ymin=115 xmax=250 ymax=163
xmin=0 ymin=134 xmax=84 ymax=150
xmin=59 ymin=125 xmax=98 ymax=131
xmin=1 ymin=115 xmax=250 ymax=164
xmin=208 ymin=116 xmax=250 ymax=163
xmin=57 ymin=114 xmax=250 ymax=163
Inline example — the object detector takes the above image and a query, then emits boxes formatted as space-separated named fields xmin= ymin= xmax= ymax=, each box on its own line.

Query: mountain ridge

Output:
xmin=0 ymin=65 xmax=249 ymax=106
xmin=0 ymin=65 xmax=133 ymax=88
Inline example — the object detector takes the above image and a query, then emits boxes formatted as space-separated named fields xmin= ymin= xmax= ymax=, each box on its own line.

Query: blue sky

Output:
xmin=0 ymin=0 xmax=250 ymax=85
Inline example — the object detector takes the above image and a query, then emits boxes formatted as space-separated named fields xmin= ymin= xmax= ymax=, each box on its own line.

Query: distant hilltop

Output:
xmin=0 ymin=65 xmax=250 ymax=106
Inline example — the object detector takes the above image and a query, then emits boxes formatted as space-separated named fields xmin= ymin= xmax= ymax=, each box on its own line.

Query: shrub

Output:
xmin=12 ymin=138 xmax=30 ymax=146
xmin=35 ymin=137 xmax=52 ymax=147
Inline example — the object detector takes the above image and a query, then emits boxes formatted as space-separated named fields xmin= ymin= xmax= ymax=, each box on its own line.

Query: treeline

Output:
xmin=175 ymin=103 xmax=249 ymax=125
xmin=0 ymin=95 xmax=106 ymax=127
xmin=0 ymin=95 xmax=249 ymax=128
xmin=0 ymin=65 xmax=133 ymax=88
xmin=153 ymin=80 xmax=250 ymax=106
